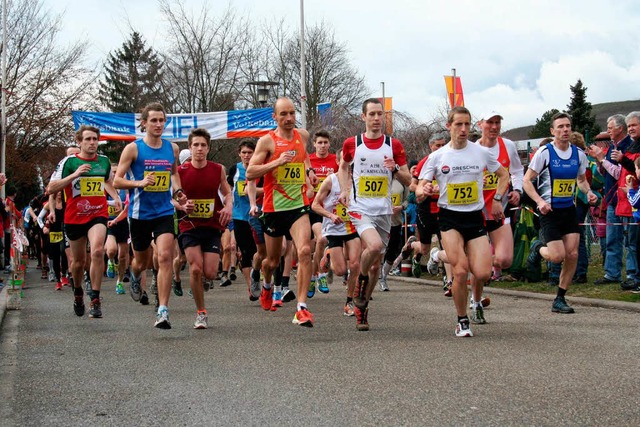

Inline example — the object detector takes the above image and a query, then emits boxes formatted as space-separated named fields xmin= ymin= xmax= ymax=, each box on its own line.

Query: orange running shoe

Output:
xmin=259 ymin=286 xmax=273 ymax=311
xmin=354 ymin=306 xmax=369 ymax=331
xmin=55 ymin=281 xmax=62 ymax=291
xmin=292 ymin=308 xmax=314 ymax=327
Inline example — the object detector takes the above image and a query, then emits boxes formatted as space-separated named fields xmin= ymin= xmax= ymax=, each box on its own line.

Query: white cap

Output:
xmin=479 ymin=111 xmax=503 ymax=121
xmin=179 ymin=149 xmax=191 ymax=165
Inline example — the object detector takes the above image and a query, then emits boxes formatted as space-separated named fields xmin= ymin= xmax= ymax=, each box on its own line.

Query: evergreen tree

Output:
xmin=566 ymin=79 xmax=600 ymax=142
xmin=99 ymin=32 xmax=166 ymax=113
xmin=528 ymin=108 xmax=560 ymax=139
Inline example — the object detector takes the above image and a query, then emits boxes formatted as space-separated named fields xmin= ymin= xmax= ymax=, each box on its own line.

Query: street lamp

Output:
xmin=248 ymin=80 xmax=279 ymax=108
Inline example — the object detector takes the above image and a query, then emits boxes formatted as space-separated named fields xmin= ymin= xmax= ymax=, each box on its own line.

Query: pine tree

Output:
xmin=528 ymin=108 xmax=560 ymax=139
xmin=566 ymin=79 xmax=600 ymax=142
xmin=99 ymin=32 xmax=166 ymax=113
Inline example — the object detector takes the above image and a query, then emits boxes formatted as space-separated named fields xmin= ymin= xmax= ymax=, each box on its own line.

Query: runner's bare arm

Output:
xmin=246 ymin=135 xmax=282 ymax=180
xmin=311 ymin=176 xmax=341 ymax=223
xmin=171 ymin=143 xmax=187 ymax=205
xmin=218 ymin=166 xmax=233 ymax=227
xmin=47 ymin=163 xmax=92 ymax=194
xmin=113 ymin=143 xmax=146 ymax=190
xmin=337 ymin=154 xmax=351 ymax=207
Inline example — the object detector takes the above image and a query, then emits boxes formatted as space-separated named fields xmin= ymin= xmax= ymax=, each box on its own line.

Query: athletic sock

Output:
xmin=382 ymin=261 xmax=393 ymax=279
xmin=74 ymin=286 xmax=83 ymax=296
xmin=346 ymin=297 xmax=353 ymax=303
xmin=557 ymin=287 xmax=567 ymax=298
xmin=297 ymin=302 xmax=308 ymax=311
xmin=458 ymin=315 xmax=469 ymax=323
xmin=158 ymin=305 xmax=168 ymax=313
xmin=251 ymin=268 xmax=261 ymax=281
xmin=274 ymin=285 xmax=282 ymax=294
xmin=263 ymin=281 xmax=272 ymax=290
xmin=414 ymin=253 xmax=422 ymax=263
xmin=281 ymin=276 xmax=290 ymax=288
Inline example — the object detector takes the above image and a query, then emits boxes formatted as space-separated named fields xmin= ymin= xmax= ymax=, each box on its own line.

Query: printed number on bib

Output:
xmin=50 ymin=231 xmax=63 ymax=243
xmin=391 ymin=193 xmax=402 ymax=206
xmin=484 ymin=171 xmax=499 ymax=190
xmin=144 ymin=171 xmax=170 ymax=192
xmin=108 ymin=205 xmax=120 ymax=217
xmin=314 ymin=176 xmax=326 ymax=192
xmin=277 ymin=163 xmax=304 ymax=185
xmin=237 ymin=180 xmax=247 ymax=197
xmin=448 ymin=182 xmax=478 ymax=205
xmin=552 ymin=179 xmax=575 ymax=197
xmin=189 ymin=199 xmax=215 ymax=219
xmin=80 ymin=177 xmax=104 ymax=197
xmin=358 ymin=176 xmax=388 ymax=198
xmin=335 ymin=203 xmax=351 ymax=222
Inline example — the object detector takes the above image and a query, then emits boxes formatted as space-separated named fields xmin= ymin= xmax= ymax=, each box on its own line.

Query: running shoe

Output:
xmin=248 ymin=289 xmax=258 ymax=301
xmin=220 ymin=275 xmax=232 ymax=287
xmin=259 ymin=286 xmax=273 ymax=311
xmin=73 ymin=291 xmax=85 ymax=316
xmin=106 ymin=260 xmax=116 ymax=279
xmin=229 ymin=268 xmax=237 ymax=281
xmin=115 ymin=282 xmax=125 ymax=295
xmin=343 ymin=301 xmax=355 ymax=317
xmin=154 ymin=308 xmax=172 ymax=329
xmin=354 ymin=275 xmax=368 ymax=309
xmin=130 ymin=274 xmax=142 ymax=302
xmin=271 ymin=291 xmax=283 ymax=311
xmin=281 ymin=287 xmax=296 ymax=302
xmin=526 ymin=239 xmax=544 ymax=272
xmin=140 ymin=291 xmax=149 ymax=306
xmin=61 ymin=276 xmax=70 ymax=287
xmin=88 ymin=298 xmax=102 ymax=318
xmin=469 ymin=297 xmax=491 ymax=309
xmin=320 ymin=250 xmax=331 ymax=272
xmin=552 ymin=296 xmax=575 ymax=314
xmin=308 ymin=278 xmax=316 ymax=298
xmin=378 ymin=276 xmax=389 ymax=292
xmin=354 ymin=306 xmax=369 ymax=331
xmin=250 ymin=269 xmax=261 ymax=299
xmin=172 ymin=279 xmax=183 ymax=296
xmin=203 ymin=279 xmax=213 ymax=292
xmin=84 ymin=271 xmax=92 ymax=292
xmin=455 ymin=319 xmax=473 ymax=337
xmin=292 ymin=308 xmax=314 ymax=327
xmin=443 ymin=283 xmax=453 ymax=297
xmin=194 ymin=312 xmax=208 ymax=329
xmin=317 ymin=274 xmax=329 ymax=293
xmin=123 ymin=269 xmax=131 ymax=283
xmin=470 ymin=305 xmax=486 ymax=324
xmin=427 ymin=248 xmax=440 ymax=275
xmin=55 ymin=281 xmax=62 ymax=291
xmin=411 ymin=257 xmax=422 ymax=278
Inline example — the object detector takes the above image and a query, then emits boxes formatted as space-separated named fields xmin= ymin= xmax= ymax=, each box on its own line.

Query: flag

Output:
xmin=378 ymin=97 xmax=393 ymax=134
xmin=317 ymin=102 xmax=332 ymax=127
xmin=444 ymin=75 xmax=464 ymax=108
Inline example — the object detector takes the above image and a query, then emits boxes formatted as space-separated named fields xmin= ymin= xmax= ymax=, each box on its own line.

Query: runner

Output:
xmin=417 ymin=106 xmax=509 ymax=337
xmin=47 ymin=125 xmax=121 ymax=318
xmin=177 ymin=128 xmax=232 ymax=329
xmin=105 ymin=172 xmax=130 ymax=296
xmin=338 ymin=97 xmax=411 ymax=331
xmin=246 ymin=97 xmax=318 ymax=327
xmin=113 ymin=102 xmax=187 ymax=329
xmin=524 ymin=112 xmax=599 ymax=313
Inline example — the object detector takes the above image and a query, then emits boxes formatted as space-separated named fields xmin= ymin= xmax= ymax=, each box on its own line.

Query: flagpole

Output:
xmin=299 ymin=0 xmax=306 ymax=129
xmin=1 ymin=0 xmax=7 ymax=198
xmin=451 ymin=68 xmax=456 ymax=109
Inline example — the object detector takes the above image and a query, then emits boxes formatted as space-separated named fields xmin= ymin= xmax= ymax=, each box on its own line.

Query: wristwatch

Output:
xmin=392 ymin=164 xmax=401 ymax=174
xmin=493 ymin=193 xmax=503 ymax=201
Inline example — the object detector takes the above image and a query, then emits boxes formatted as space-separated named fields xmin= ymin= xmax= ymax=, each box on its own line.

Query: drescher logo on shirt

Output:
xmin=441 ymin=165 xmax=450 ymax=174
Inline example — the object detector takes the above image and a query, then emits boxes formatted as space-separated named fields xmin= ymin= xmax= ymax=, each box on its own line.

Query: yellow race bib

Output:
xmin=552 ymin=179 xmax=575 ymax=197
xmin=277 ymin=163 xmax=305 ymax=185
xmin=50 ymin=231 xmax=63 ymax=243
xmin=448 ymin=181 xmax=478 ymax=205
xmin=144 ymin=171 xmax=170 ymax=192
xmin=189 ymin=199 xmax=215 ymax=219
xmin=108 ymin=205 xmax=120 ymax=217
xmin=391 ymin=193 xmax=402 ymax=206
xmin=335 ymin=203 xmax=351 ymax=222
xmin=237 ymin=180 xmax=247 ymax=197
xmin=483 ymin=171 xmax=499 ymax=190
xmin=314 ymin=176 xmax=326 ymax=192
xmin=358 ymin=176 xmax=388 ymax=198
xmin=80 ymin=177 xmax=104 ymax=197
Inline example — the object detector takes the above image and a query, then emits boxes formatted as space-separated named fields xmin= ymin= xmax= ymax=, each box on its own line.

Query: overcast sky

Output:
xmin=51 ymin=0 xmax=640 ymax=130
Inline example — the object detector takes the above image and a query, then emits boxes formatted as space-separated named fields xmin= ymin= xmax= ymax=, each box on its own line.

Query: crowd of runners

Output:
xmin=14 ymin=98 xmax=623 ymax=338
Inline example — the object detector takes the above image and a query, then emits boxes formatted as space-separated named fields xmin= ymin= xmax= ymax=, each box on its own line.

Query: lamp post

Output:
xmin=248 ymin=80 xmax=279 ymax=108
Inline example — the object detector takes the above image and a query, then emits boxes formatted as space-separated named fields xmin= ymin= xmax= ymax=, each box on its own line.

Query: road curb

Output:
xmin=0 ymin=285 xmax=7 ymax=327
xmin=391 ymin=276 xmax=640 ymax=313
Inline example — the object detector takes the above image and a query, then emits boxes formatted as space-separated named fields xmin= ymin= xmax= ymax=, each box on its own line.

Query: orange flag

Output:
xmin=444 ymin=76 xmax=464 ymax=108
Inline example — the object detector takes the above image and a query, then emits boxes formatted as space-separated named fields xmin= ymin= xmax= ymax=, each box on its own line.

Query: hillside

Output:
xmin=502 ymin=99 xmax=640 ymax=141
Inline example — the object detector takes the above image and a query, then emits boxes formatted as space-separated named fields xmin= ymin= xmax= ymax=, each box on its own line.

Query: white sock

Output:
xmin=297 ymin=302 xmax=307 ymax=311
xmin=382 ymin=261 xmax=393 ymax=278
xmin=263 ymin=281 xmax=272 ymax=290
xmin=431 ymin=250 xmax=440 ymax=262
xmin=274 ymin=285 xmax=282 ymax=293
xmin=158 ymin=305 xmax=168 ymax=313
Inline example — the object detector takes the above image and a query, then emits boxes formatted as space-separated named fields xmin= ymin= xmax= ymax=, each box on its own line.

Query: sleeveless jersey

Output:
xmin=547 ymin=144 xmax=580 ymax=209
xmin=322 ymin=174 xmax=357 ymax=237
xmin=50 ymin=153 xmax=112 ymax=225
xmin=232 ymin=162 xmax=251 ymax=221
xmin=127 ymin=139 xmax=175 ymax=220
xmin=482 ymin=137 xmax=511 ymax=219
xmin=262 ymin=129 xmax=309 ymax=213
xmin=178 ymin=161 xmax=224 ymax=232
xmin=309 ymin=153 xmax=339 ymax=203
xmin=107 ymin=189 xmax=128 ymax=220
xmin=349 ymin=134 xmax=393 ymax=216
xmin=419 ymin=141 xmax=501 ymax=212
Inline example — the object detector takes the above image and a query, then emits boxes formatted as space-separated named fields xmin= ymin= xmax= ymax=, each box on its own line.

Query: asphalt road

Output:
xmin=1 ymin=263 xmax=640 ymax=426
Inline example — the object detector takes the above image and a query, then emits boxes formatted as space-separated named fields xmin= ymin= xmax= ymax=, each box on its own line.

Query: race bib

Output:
xmin=448 ymin=181 xmax=478 ymax=205
xmin=391 ymin=193 xmax=402 ymax=206
xmin=335 ymin=203 xmax=351 ymax=222
xmin=144 ymin=171 xmax=170 ymax=192
xmin=552 ymin=179 xmax=575 ymax=197
xmin=80 ymin=177 xmax=104 ymax=197
xmin=189 ymin=199 xmax=215 ymax=219
xmin=237 ymin=180 xmax=247 ymax=197
xmin=314 ymin=176 xmax=326 ymax=192
xmin=484 ymin=171 xmax=499 ymax=191
xmin=108 ymin=205 xmax=120 ymax=217
xmin=358 ymin=176 xmax=388 ymax=198
xmin=50 ymin=231 xmax=63 ymax=243
xmin=277 ymin=163 xmax=305 ymax=185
